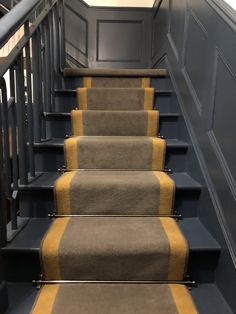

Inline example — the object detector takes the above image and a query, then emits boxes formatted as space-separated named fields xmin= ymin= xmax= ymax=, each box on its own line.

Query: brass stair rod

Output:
xmin=33 ymin=279 xmax=197 ymax=287
xmin=48 ymin=213 xmax=182 ymax=219
xmin=58 ymin=168 xmax=173 ymax=173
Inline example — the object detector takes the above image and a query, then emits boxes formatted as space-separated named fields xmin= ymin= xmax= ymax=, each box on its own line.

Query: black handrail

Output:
xmin=0 ymin=0 xmax=40 ymax=49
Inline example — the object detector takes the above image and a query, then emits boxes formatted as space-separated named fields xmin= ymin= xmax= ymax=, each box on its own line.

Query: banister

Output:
xmin=0 ymin=0 xmax=40 ymax=49
xmin=0 ymin=0 xmax=65 ymax=244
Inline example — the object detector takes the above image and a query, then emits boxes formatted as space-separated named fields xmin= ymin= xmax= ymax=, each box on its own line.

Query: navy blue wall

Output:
xmin=64 ymin=0 xmax=152 ymax=68
xmin=152 ymin=0 xmax=236 ymax=309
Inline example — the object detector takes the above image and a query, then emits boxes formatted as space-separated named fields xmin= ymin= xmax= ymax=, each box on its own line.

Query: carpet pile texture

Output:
xmin=32 ymin=68 xmax=198 ymax=314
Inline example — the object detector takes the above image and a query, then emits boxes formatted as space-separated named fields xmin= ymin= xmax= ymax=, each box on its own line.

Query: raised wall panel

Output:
xmin=96 ymin=20 xmax=142 ymax=62
xmin=65 ymin=5 xmax=88 ymax=56
xmin=183 ymin=10 xmax=208 ymax=114
xmin=152 ymin=0 xmax=170 ymax=60
xmin=152 ymin=0 xmax=236 ymax=310
xmin=168 ymin=0 xmax=186 ymax=61
xmin=210 ymin=52 xmax=236 ymax=196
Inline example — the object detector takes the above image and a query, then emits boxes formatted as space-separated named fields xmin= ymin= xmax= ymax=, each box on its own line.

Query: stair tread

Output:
xmin=18 ymin=171 xmax=201 ymax=190
xmin=6 ymin=283 xmax=233 ymax=314
xmin=2 ymin=217 xmax=220 ymax=252
xmin=170 ymin=172 xmax=201 ymax=190
xmin=29 ymin=284 xmax=196 ymax=313
xmin=40 ymin=217 xmax=188 ymax=280
xmin=33 ymin=137 xmax=188 ymax=148
xmin=2 ymin=218 xmax=51 ymax=251
xmin=179 ymin=218 xmax=220 ymax=252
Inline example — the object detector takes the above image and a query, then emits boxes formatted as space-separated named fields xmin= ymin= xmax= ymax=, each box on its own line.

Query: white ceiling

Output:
xmin=223 ymin=0 xmax=236 ymax=10
xmin=84 ymin=0 xmax=155 ymax=7
xmin=84 ymin=0 xmax=236 ymax=9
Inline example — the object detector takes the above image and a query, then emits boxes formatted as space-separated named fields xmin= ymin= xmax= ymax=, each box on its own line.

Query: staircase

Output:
xmin=0 ymin=0 xmax=236 ymax=314
xmin=3 ymin=68 xmax=232 ymax=314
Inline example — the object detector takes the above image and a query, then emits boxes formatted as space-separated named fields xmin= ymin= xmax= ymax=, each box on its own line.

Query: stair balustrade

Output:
xmin=0 ymin=0 xmax=65 ymax=245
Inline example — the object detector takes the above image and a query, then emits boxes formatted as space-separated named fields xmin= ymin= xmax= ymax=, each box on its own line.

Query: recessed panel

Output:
xmin=184 ymin=12 xmax=208 ymax=112
xmin=97 ymin=21 xmax=142 ymax=62
xmin=169 ymin=0 xmax=186 ymax=59
xmin=152 ymin=0 xmax=169 ymax=59
xmin=212 ymin=55 xmax=236 ymax=186
xmin=65 ymin=6 xmax=88 ymax=56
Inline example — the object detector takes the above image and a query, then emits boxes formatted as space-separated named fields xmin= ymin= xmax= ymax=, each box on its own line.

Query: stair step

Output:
xmin=40 ymin=217 xmax=188 ymax=281
xmin=1 ymin=217 xmax=220 ymax=282
xmin=64 ymin=136 xmax=166 ymax=170
xmin=169 ymin=172 xmax=201 ymax=191
xmin=53 ymin=88 xmax=174 ymax=113
xmin=5 ymin=282 xmax=233 ymax=314
xmin=33 ymin=138 xmax=188 ymax=172
xmin=54 ymin=171 xmax=175 ymax=215
xmin=17 ymin=172 xmax=201 ymax=217
xmin=18 ymin=172 xmax=200 ymax=191
xmin=31 ymin=283 xmax=197 ymax=313
xmin=44 ymin=111 xmax=180 ymax=138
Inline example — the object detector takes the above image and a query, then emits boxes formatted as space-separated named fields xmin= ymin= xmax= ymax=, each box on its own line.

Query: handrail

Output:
xmin=0 ymin=0 xmax=40 ymax=49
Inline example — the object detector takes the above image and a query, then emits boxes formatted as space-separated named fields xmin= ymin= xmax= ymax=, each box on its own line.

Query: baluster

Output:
xmin=24 ymin=22 xmax=35 ymax=178
xmin=43 ymin=17 xmax=52 ymax=112
xmin=49 ymin=11 xmax=55 ymax=110
xmin=9 ymin=67 xmax=18 ymax=230
xmin=0 ymin=82 xmax=7 ymax=247
xmin=15 ymin=53 xmax=28 ymax=185
xmin=59 ymin=0 xmax=65 ymax=71
xmin=0 ymin=78 xmax=11 ymax=198
xmin=52 ymin=3 xmax=60 ymax=88
xmin=40 ymin=24 xmax=47 ymax=139
xmin=32 ymin=29 xmax=42 ymax=142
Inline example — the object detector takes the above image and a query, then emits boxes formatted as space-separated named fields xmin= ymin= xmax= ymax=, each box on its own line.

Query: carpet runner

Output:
xmin=64 ymin=136 xmax=166 ymax=170
xmin=77 ymin=87 xmax=154 ymax=111
xmin=32 ymin=68 xmax=198 ymax=313
xmin=71 ymin=110 xmax=159 ymax=136
xmin=32 ymin=284 xmax=197 ymax=314
xmin=55 ymin=171 xmax=174 ymax=215
xmin=41 ymin=217 xmax=187 ymax=281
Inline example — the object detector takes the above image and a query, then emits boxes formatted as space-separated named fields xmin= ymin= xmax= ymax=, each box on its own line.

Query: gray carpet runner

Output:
xmin=32 ymin=68 xmax=198 ymax=314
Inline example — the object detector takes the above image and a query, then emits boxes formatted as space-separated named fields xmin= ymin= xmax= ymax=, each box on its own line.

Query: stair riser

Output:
xmin=1 ymin=250 xmax=218 ymax=283
xmin=19 ymin=190 xmax=200 ymax=218
xmin=62 ymin=77 xmax=170 ymax=90
xmin=45 ymin=117 xmax=179 ymax=139
xmin=54 ymin=94 xmax=178 ymax=113
xmin=33 ymin=148 xmax=188 ymax=172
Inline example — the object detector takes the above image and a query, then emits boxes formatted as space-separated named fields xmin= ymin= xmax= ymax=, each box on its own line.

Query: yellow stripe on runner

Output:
xmin=144 ymin=88 xmax=155 ymax=110
xmin=55 ymin=172 xmax=76 ymax=215
xmin=147 ymin=111 xmax=159 ymax=137
xmin=64 ymin=137 xmax=80 ymax=169
xmin=83 ymin=77 xmax=92 ymax=87
xmin=31 ymin=284 xmax=60 ymax=314
xmin=169 ymin=284 xmax=199 ymax=314
xmin=77 ymin=88 xmax=88 ymax=110
xmin=41 ymin=218 xmax=70 ymax=280
xmin=141 ymin=77 xmax=151 ymax=87
xmin=71 ymin=110 xmax=83 ymax=136
xmin=153 ymin=171 xmax=175 ymax=215
xmin=151 ymin=137 xmax=166 ymax=170
xmin=160 ymin=218 xmax=188 ymax=280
